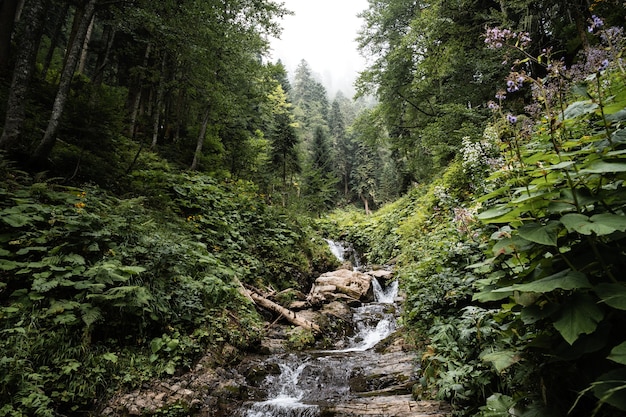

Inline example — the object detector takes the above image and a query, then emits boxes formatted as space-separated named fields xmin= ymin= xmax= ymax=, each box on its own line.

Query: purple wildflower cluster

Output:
xmin=601 ymin=26 xmax=624 ymax=45
xmin=506 ymin=114 xmax=517 ymax=124
xmin=505 ymin=72 xmax=526 ymax=93
xmin=588 ymin=15 xmax=604 ymax=33
xmin=484 ymin=27 xmax=531 ymax=49
xmin=486 ymin=16 xmax=624 ymax=128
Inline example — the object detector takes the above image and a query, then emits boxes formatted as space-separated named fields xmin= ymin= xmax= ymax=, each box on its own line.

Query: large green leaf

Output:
xmin=481 ymin=350 xmax=521 ymax=372
xmin=1 ymin=213 xmax=31 ymax=227
xmin=590 ymin=213 xmax=626 ymax=232
xmin=493 ymin=269 xmax=591 ymax=293
xmin=608 ymin=342 xmax=626 ymax=365
xmin=473 ymin=286 xmax=513 ymax=302
xmin=560 ymin=213 xmax=626 ymax=236
xmin=581 ymin=161 xmax=626 ymax=174
xmin=595 ymin=283 xmax=626 ymax=310
xmin=477 ymin=393 xmax=516 ymax=417
xmin=0 ymin=259 xmax=19 ymax=271
xmin=517 ymin=221 xmax=560 ymax=246
xmin=592 ymin=369 xmax=626 ymax=411
xmin=478 ymin=205 xmax=512 ymax=220
xmin=475 ymin=186 xmax=509 ymax=203
xmin=562 ymin=100 xmax=599 ymax=119
xmin=492 ymin=235 xmax=533 ymax=256
xmin=553 ymin=293 xmax=604 ymax=345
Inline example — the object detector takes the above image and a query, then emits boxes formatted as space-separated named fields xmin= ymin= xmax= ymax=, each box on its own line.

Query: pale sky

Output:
xmin=269 ymin=0 xmax=370 ymax=98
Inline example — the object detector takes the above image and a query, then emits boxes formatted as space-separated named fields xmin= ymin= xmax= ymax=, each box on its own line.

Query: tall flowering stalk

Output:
xmin=470 ymin=15 xmax=626 ymax=417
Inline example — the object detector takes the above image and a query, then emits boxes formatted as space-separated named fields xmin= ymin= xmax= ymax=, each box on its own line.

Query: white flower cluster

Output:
xmin=433 ymin=185 xmax=453 ymax=206
xmin=461 ymin=131 xmax=502 ymax=173
xmin=483 ymin=125 xmax=499 ymax=143
xmin=460 ymin=136 xmax=483 ymax=170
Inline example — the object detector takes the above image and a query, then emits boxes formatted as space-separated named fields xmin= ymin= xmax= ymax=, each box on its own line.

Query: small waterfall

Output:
xmin=332 ymin=278 xmax=399 ymax=353
xmin=372 ymin=278 xmax=399 ymax=304
xmin=325 ymin=239 xmax=346 ymax=262
xmin=324 ymin=239 xmax=361 ymax=270
xmin=243 ymin=361 xmax=319 ymax=417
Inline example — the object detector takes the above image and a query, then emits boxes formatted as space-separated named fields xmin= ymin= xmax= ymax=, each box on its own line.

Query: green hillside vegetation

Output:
xmin=324 ymin=18 xmax=626 ymax=417
xmin=0 ymin=164 xmax=338 ymax=415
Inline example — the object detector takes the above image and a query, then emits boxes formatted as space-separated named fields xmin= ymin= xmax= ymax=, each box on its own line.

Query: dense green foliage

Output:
xmin=356 ymin=0 xmax=626 ymax=185
xmin=328 ymin=12 xmax=626 ymax=417
xmin=0 ymin=162 xmax=334 ymax=415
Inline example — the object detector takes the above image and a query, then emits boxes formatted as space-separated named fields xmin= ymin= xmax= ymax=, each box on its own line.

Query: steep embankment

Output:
xmin=0 ymin=168 xmax=334 ymax=416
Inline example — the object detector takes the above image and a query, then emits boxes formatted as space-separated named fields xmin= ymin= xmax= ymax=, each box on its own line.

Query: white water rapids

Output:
xmin=238 ymin=241 xmax=400 ymax=417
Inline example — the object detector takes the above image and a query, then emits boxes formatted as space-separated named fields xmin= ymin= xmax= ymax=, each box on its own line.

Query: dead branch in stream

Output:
xmin=244 ymin=286 xmax=321 ymax=334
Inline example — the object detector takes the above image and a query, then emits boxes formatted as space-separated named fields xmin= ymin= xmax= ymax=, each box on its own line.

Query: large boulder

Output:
xmin=307 ymin=268 xmax=373 ymax=306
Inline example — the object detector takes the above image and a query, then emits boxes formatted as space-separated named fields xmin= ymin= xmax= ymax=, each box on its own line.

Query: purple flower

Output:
xmin=588 ymin=15 xmax=604 ymax=32
xmin=495 ymin=90 xmax=506 ymax=100
xmin=505 ymin=72 xmax=525 ymax=93
xmin=506 ymin=80 xmax=517 ymax=92
xmin=601 ymin=26 xmax=624 ymax=44
xmin=488 ymin=100 xmax=499 ymax=111
xmin=518 ymin=32 xmax=531 ymax=47
xmin=506 ymin=114 xmax=518 ymax=124
xmin=599 ymin=59 xmax=609 ymax=71
xmin=484 ymin=27 xmax=532 ymax=50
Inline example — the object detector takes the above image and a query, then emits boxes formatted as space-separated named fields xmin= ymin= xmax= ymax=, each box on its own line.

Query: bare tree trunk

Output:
xmin=92 ymin=23 xmax=115 ymax=86
xmin=127 ymin=42 xmax=151 ymax=138
xmin=77 ymin=13 xmax=95 ymax=74
xmin=0 ymin=0 xmax=19 ymax=78
xmin=14 ymin=0 xmax=25 ymax=21
xmin=361 ymin=195 xmax=372 ymax=215
xmin=247 ymin=289 xmax=321 ymax=334
xmin=150 ymin=53 xmax=167 ymax=149
xmin=30 ymin=0 xmax=98 ymax=166
xmin=0 ymin=0 xmax=48 ymax=151
xmin=190 ymin=107 xmax=211 ymax=170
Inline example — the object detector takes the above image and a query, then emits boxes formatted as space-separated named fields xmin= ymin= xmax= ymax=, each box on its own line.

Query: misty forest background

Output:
xmin=2 ymin=0 xmax=626 ymax=416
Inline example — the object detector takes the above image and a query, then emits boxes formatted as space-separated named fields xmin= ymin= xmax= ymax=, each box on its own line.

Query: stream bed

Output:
xmin=102 ymin=242 xmax=451 ymax=417
xmin=237 ymin=277 xmax=408 ymax=417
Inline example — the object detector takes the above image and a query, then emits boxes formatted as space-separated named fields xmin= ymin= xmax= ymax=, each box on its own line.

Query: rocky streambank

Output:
xmin=101 ymin=267 xmax=451 ymax=417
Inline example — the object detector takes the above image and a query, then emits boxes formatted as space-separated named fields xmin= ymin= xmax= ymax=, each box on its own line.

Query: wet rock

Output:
xmin=307 ymin=268 xmax=373 ymax=305
xmin=323 ymin=395 xmax=452 ymax=417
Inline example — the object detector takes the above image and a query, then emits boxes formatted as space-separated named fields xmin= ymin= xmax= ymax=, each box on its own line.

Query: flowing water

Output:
xmin=324 ymin=239 xmax=362 ymax=270
xmin=237 ymin=242 xmax=403 ymax=417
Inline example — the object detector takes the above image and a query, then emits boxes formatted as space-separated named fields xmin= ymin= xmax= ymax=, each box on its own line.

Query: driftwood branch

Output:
xmin=246 ymin=288 xmax=321 ymax=334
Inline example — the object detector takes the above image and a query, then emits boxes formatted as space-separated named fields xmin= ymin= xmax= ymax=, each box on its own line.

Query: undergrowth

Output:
xmin=0 ymin=163 xmax=330 ymax=416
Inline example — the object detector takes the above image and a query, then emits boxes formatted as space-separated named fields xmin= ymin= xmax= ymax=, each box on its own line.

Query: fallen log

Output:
xmin=247 ymin=290 xmax=321 ymax=334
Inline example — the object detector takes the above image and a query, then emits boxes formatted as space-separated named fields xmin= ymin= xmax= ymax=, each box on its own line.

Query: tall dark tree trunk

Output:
xmin=77 ymin=12 xmax=94 ymax=74
xmin=92 ymin=23 xmax=115 ymax=86
xmin=190 ymin=107 xmax=211 ymax=171
xmin=0 ymin=0 xmax=19 ymax=78
xmin=0 ymin=0 xmax=48 ymax=151
xmin=127 ymin=42 xmax=151 ymax=138
xmin=30 ymin=0 xmax=98 ymax=166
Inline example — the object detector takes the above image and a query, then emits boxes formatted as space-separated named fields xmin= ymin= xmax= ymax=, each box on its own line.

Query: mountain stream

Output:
xmin=236 ymin=241 xmax=409 ymax=417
